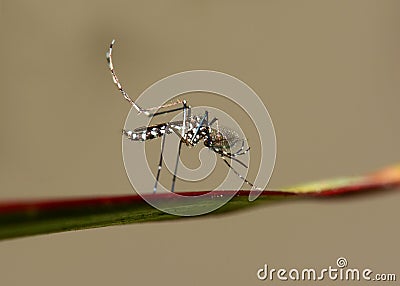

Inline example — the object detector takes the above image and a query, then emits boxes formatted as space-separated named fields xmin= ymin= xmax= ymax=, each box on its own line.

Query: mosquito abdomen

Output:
xmin=123 ymin=123 xmax=172 ymax=141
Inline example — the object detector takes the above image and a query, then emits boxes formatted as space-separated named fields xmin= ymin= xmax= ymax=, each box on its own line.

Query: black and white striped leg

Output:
xmin=208 ymin=117 xmax=217 ymax=127
xmin=181 ymin=100 xmax=189 ymax=137
xmin=154 ymin=124 xmax=170 ymax=193
xmin=153 ymin=101 xmax=189 ymax=193
xmin=170 ymin=101 xmax=190 ymax=192
xmin=171 ymin=140 xmax=183 ymax=193
xmin=107 ymin=40 xmax=188 ymax=118
xmin=221 ymin=158 xmax=258 ymax=189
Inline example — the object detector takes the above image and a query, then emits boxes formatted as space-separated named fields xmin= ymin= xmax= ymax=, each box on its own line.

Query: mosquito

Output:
xmin=106 ymin=40 xmax=259 ymax=193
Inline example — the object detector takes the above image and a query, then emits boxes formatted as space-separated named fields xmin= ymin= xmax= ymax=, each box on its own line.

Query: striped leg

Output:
xmin=154 ymin=123 xmax=170 ymax=193
xmin=170 ymin=102 xmax=191 ymax=192
xmin=171 ymin=140 xmax=183 ymax=193
xmin=221 ymin=158 xmax=260 ymax=190
xmin=106 ymin=39 xmax=187 ymax=117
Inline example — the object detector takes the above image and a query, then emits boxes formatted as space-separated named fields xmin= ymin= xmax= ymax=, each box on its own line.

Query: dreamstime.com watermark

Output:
xmin=257 ymin=257 xmax=396 ymax=282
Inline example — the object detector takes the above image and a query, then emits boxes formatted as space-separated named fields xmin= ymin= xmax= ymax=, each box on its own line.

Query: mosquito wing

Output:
xmin=210 ymin=126 xmax=246 ymax=153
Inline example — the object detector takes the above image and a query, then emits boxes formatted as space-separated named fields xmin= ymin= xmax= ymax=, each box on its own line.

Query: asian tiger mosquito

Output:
xmin=106 ymin=40 xmax=259 ymax=193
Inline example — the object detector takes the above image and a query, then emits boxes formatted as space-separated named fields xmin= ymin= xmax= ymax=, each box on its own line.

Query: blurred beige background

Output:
xmin=1 ymin=1 xmax=399 ymax=285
